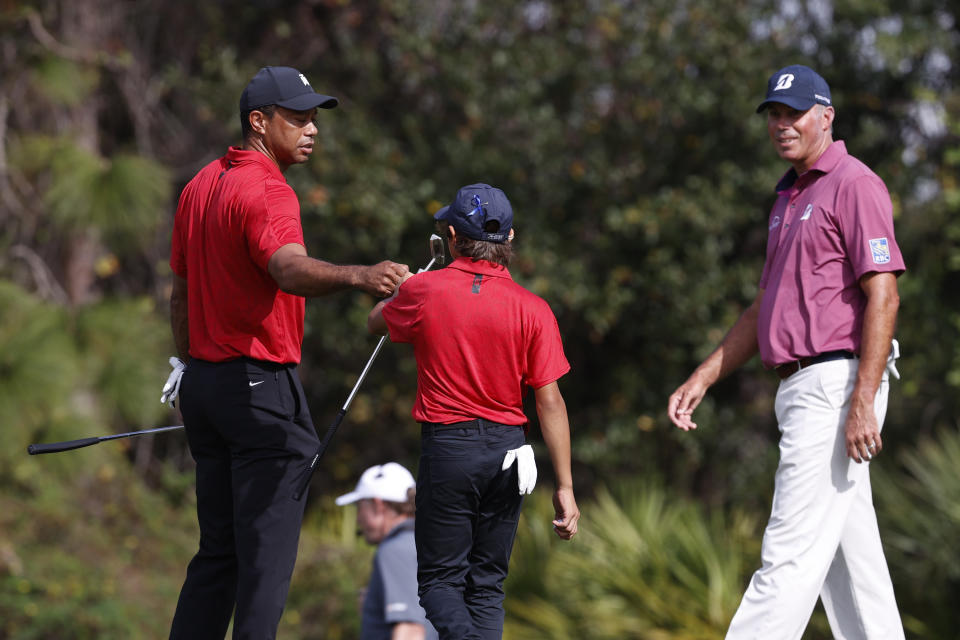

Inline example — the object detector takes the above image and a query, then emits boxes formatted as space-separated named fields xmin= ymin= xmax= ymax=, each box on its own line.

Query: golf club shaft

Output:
xmin=27 ymin=425 xmax=184 ymax=455
xmin=293 ymin=242 xmax=443 ymax=500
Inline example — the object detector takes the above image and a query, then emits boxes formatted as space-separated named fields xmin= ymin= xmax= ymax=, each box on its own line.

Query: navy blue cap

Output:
xmin=239 ymin=66 xmax=339 ymax=112
xmin=757 ymin=65 xmax=832 ymax=113
xmin=434 ymin=184 xmax=513 ymax=244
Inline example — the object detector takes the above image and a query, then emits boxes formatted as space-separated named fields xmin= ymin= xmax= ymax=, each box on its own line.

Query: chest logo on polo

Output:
xmin=769 ymin=215 xmax=781 ymax=231
xmin=800 ymin=204 xmax=813 ymax=221
xmin=869 ymin=238 xmax=891 ymax=264
xmin=472 ymin=274 xmax=483 ymax=294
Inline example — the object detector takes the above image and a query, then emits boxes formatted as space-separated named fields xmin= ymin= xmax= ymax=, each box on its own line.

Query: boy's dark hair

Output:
xmin=240 ymin=104 xmax=277 ymax=140
xmin=437 ymin=219 xmax=513 ymax=267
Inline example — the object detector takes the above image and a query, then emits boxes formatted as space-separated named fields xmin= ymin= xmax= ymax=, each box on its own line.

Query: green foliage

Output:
xmin=504 ymin=483 xmax=764 ymax=639
xmin=1 ymin=0 xmax=959 ymax=636
xmin=874 ymin=428 xmax=960 ymax=639
xmin=0 ymin=282 xmax=80 ymax=489
xmin=30 ymin=56 xmax=100 ymax=107
xmin=73 ymin=298 xmax=172 ymax=428
xmin=0 ymin=455 xmax=196 ymax=639
xmin=9 ymin=135 xmax=170 ymax=249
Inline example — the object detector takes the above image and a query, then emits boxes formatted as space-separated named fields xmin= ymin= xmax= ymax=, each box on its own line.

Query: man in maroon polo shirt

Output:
xmin=667 ymin=65 xmax=905 ymax=638
xmin=166 ymin=66 xmax=408 ymax=640
xmin=368 ymin=183 xmax=580 ymax=639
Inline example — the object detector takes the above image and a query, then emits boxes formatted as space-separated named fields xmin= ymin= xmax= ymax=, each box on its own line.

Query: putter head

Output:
xmin=429 ymin=233 xmax=446 ymax=265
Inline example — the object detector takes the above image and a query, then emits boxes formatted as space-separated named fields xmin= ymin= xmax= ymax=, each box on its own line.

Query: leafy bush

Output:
xmin=874 ymin=428 xmax=960 ymax=639
xmin=504 ymin=483 xmax=762 ymax=639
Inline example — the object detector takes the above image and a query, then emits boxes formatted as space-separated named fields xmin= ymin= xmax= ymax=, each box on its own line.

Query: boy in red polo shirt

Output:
xmin=368 ymin=183 xmax=580 ymax=640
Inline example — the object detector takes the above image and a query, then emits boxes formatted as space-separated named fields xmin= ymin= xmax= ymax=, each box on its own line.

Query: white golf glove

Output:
xmin=160 ymin=356 xmax=186 ymax=408
xmin=886 ymin=339 xmax=901 ymax=381
xmin=502 ymin=444 xmax=537 ymax=495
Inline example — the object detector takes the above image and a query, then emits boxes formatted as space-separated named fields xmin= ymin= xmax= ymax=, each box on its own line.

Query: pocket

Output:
xmin=814 ymin=361 xmax=855 ymax=411
xmin=487 ymin=426 xmax=525 ymax=452
xmin=215 ymin=364 xmax=289 ymax=420
xmin=429 ymin=428 xmax=481 ymax=457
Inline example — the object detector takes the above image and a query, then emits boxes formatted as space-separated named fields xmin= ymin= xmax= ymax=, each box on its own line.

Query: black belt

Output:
xmin=775 ymin=350 xmax=856 ymax=380
xmin=420 ymin=418 xmax=518 ymax=434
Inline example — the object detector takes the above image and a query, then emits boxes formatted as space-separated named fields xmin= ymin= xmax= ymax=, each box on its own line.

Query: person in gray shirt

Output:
xmin=338 ymin=463 xmax=438 ymax=640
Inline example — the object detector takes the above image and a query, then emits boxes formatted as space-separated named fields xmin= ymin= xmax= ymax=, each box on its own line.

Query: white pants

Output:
xmin=726 ymin=359 xmax=904 ymax=640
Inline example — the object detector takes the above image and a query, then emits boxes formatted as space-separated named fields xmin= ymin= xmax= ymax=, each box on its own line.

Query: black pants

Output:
xmin=415 ymin=419 xmax=525 ymax=640
xmin=169 ymin=358 xmax=320 ymax=640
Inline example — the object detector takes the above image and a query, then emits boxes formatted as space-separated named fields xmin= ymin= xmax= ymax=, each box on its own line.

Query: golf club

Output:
xmin=293 ymin=233 xmax=445 ymax=500
xmin=27 ymin=425 xmax=184 ymax=455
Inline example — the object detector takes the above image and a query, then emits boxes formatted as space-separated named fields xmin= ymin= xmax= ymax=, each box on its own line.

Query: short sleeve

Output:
xmin=381 ymin=277 xmax=424 ymax=344
xmin=837 ymin=175 xmax=905 ymax=278
xmin=524 ymin=299 xmax=571 ymax=389
xmin=245 ymin=180 xmax=304 ymax=270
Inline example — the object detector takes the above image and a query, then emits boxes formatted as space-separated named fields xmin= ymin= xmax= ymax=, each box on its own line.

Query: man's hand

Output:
xmin=359 ymin=261 xmax=409 ymax=297
xmin=668 ymin=374 xmax=709 ymax=431
xmin=552 ymin=486 xmax=579 ymax=540
xmin=845 ymin=394 xmax=882 ymax=463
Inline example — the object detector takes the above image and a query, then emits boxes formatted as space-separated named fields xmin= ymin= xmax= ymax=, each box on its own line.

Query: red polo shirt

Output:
xmin=381 ymin=257 xmax=570 ymax=426
xmin=170 ymin=147 xmax=305 ymax=363
xmin=757 ymin=141 xmax=905 ymax=367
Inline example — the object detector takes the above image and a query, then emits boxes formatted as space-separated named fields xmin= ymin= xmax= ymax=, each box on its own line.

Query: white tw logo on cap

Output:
xmin=298 ymin=73 xmax=310 ymax=86
xmin=774 ymin=74 xmax=795 ymax=91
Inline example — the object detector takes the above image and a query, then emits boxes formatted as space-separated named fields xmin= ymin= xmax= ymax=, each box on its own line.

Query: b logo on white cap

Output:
xmin=774 ymin=74 xmax=795 ymax=91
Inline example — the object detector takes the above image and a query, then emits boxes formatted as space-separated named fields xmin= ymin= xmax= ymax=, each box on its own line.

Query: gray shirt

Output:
xmin=361 ymin=519 xmax=438 ymax=640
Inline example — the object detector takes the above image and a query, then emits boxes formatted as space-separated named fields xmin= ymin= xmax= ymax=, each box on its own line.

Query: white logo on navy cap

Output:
xmin=774 ymin=74 xmax=795 ymax=91
xmin=298 ymin=73 xmax=310 ymax=86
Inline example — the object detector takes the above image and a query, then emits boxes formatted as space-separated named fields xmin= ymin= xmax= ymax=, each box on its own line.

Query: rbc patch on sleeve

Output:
xmin=869 ymin=238 xmax=891 ymax=264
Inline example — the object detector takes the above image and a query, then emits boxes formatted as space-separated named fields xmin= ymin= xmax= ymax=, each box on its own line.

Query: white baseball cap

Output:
xmin=335 ymin=462 xmax=416 ymax=506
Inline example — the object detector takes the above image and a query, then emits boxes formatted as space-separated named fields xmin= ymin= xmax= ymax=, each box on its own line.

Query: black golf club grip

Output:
xmin=27 ymin=437 xmax=101 ymax=455
xmin=292 ymin=409 xmax=346 ymax=500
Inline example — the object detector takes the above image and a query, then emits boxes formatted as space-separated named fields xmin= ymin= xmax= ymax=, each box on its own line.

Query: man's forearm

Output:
xmin=853 ymin=273 xmax=899 ymax=401
xmin=268 ymin=243 xmax=407 ymax=298
xmin=272 ymin=254 xmax=363 ymax=297
xmin=691 ymin=290 xmax=763 ymax=386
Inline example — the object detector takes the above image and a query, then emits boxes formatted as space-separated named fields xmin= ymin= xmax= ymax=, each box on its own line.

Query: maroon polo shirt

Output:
xmin=381 ymin=257 xmax=570 ymax=426
xmin=758 ymin=141 xmax=905 ymax=368
xmin=170 ymin=146 xmax=305 ymax=363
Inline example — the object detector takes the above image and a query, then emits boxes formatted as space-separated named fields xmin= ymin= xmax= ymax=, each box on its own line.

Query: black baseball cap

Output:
xmin=434 ymin=183 xmax=513 ymax=244
xmin=756 ymin=65 xmax=832 ymax=113
xmin=239 ymin=66 xmax=339 ymax=112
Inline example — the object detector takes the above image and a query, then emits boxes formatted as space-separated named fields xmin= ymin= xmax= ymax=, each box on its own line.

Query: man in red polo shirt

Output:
xmin=368 ymin=183 xmax=580 ymax=639
xmin=166 ymin=66 xmax=408 ymax=639
xmin=667 ymin=65 xmax=905 ymax=638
